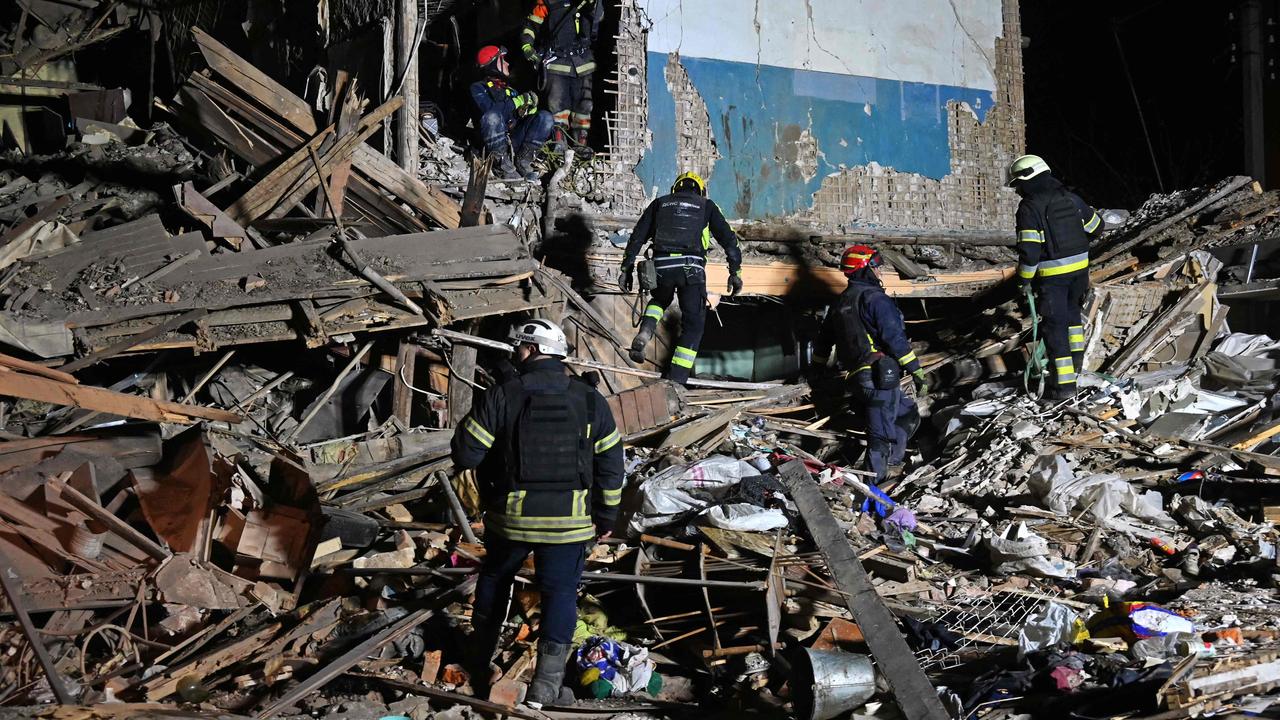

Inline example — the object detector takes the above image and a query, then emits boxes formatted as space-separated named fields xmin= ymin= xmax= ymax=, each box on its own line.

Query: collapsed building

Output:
xmin=0 ymin=1 xmax=1278 ymax=719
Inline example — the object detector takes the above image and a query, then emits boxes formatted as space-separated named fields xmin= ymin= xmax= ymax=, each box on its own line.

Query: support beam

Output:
xmin=778 ymin=460 xmax=949 ymax=720
xmin=395 ymin=0 xmax=420 ymax=175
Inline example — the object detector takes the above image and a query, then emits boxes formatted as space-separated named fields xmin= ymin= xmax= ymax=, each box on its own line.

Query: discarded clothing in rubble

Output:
xmin=575 ymin=636 xmax=661 ymax=698
xmin=902 ymin=617 xmax=962 ymax=652
xmin=1018 ymin=602 xmax=1086 ymax=659
xmin=627 ymin=455 xmax=761 ymax=534
xmin=986 ymin=522 xmax=1078 ymax=579
xmin=1087 ymin=602 xmax=1195 ymax=643
xmin=1028 ymin=454 xmax=1176 ymax=530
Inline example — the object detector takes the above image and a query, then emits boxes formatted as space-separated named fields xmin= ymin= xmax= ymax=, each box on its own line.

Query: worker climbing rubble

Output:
xmin=1008 ymin=154 xmax=1105 ymax=399
xmin=814 ymin=244 xmax=928 ymax=484
xmin=470 ymin=45 xmax=554 ymax=180
xmin=520 ymin=0 xmax=603 ymax=153
xmin=619 ymin=171 xmax=743 ymax=385
xmin=451 ymin=319 xmax=624 ymax=707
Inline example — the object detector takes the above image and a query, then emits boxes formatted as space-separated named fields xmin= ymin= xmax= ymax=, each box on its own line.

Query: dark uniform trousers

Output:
xmin=638 ymin=261 xmax=707 ymax=385
xmin=474 ymin=535 xmax=587 ymax=646
xmin=1036 ymin=270 xmax=1088 ymax=390
xmin=852 ymin=373 xmax=919 ymax=481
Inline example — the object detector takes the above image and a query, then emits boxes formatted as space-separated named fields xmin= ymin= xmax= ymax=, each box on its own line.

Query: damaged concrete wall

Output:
xmin=618 ymin=0 xmax=1023 ymax=230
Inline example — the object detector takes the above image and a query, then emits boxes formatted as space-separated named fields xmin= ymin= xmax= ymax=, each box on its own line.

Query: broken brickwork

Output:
xmin=800 ymin=0 xmax=1025 ymax=231
xmin=596 ymin=0 xmax=1026 ymax=230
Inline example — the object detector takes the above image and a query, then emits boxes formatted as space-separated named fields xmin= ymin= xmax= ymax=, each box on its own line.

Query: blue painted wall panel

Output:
xmin=636 ymin=54 xmax=994 ymax=221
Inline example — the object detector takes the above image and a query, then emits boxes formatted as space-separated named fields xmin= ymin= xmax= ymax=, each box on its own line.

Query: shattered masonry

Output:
xmin=802 ymin=0 xmax=1025 ymax=231
xmin=598 ymin=0 xmax=1025 ymax=230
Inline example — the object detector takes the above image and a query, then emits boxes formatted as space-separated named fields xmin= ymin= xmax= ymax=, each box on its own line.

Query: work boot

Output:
xmin=491 ymin=149 xmax=520 ymax=180
xmin=464 ymin=617 xmax=502 ymax=698
xmin=525 ymin=640 xmax=575 ymax=708
xmin=1046 ymin=385 xmax=1077 ymax=402
xmin=572 ymin=129 xmax=593 ymax=158
xmin=515 ymin=144 xmax=541 ymax=180
xmin=629 ymin=323 xmax=655 ymax=364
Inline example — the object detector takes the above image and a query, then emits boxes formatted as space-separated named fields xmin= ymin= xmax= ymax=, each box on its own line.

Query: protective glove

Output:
xmin=516 ymin=91 xmax=539 ymax=116
xmin=728 ymin=272 xmax=743 ymax=297
xmin=619 ymin=262 xmax=634 ymax=293
xmin=859 ymin=483 xmax=894 ymax=518
xmin=912 ymin=368 xmax=929 ymax=396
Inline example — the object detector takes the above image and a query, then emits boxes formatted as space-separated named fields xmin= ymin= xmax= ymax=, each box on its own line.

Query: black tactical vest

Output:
xmin=652 ymin=192 xmax=708 ymax=255
xmin=500 ymin=375 xmax=594 ymax=492
xmin=542 ymin=0 xmax=594 ymax=53
xmin=1029 ymin=188 xmax=1090 ymax=261
xmin=830 ymin=283 xmax=879 ymax=370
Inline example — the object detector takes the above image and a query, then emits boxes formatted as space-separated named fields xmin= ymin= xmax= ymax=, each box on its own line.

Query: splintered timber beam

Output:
xmin=0 ymin=367 xmax=241 ymax=424
xmin=778 ymin=460 xmax=949 ymax=720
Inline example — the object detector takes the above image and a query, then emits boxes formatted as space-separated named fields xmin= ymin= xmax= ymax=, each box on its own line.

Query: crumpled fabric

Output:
xmin=1028 ymin=454 xmax=1176 ymax=530
xmin=698 ymin=503 xmax=788 ymax=531
xmin=627 ymin=456 xmax=759 ymax=534
xmin=902 ymin=617 xmax=962 ymax=652
xmin=1018 ymin=602 xmax=1084 ymax=659
xmin=574 ymin=636 xmax=656 ymax=696
xmin=986 ymin=522 xmax=1078 ymax=579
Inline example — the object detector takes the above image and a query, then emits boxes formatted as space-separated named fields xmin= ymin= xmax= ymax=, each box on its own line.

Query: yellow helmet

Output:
xmin=672 ymin=171 xmax=706 ymax=195
xmin=1006 ymin=154 xmax=1051 ymax=186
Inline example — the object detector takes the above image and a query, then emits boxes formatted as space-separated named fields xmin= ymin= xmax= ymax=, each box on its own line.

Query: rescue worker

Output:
xmin=814 ymin=245 xmax=926 ymax=483
xmin=452 ymin=318 xmax=623 ymax=707
xmin=1007 ymin=154 xmax=1104 ymax=399
xmin=470 ymin=45 xmax=555 ymax=180
xmin=618 ymin=171 xmax=743 ymax=385
xmin=520 ymin=0 xmax=603 ymax=150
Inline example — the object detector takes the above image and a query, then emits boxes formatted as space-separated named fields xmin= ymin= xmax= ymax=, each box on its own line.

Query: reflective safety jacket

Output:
xmin=623 ymin=190 xmax=743 ymax=275
xmin=521 ymin=0 xmax=603 ymax=77
xmin=451 ymin=358 xmax=624 ymax=544
xmin=1015 ymin=175 xmax=1103 ymax=282
xmin=815 ymin=277 xmax=921 ymax=375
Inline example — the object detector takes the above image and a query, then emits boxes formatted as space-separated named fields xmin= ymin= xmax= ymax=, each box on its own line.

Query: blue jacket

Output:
xmin=817 ymin=277 xmax=920 ymax=374
xmin=469 ymin=77 xmax=536 ymax=127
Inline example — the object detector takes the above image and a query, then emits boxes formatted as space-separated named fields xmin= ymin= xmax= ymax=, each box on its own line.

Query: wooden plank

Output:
xmin=192 ymin=28 xmax=461 ymax=229
xmin=0 ymin=352 xmax=77 ymax=384
xmin=0 ymin=552 xmax=74 ymax=703
xmin=58 ymin=309 xmax=208 ymax=374
xmin=0 ymin=367 xmax=241 ymax=424
xmin=1094 ymin=176 xmax=1255 ymax=267
xmin=447 ymin=345 xmax=478 ymax=428
xmin=391 ymin=339 xmax=416 ymax=425
xmin=47 ymin=474 xmax=170 ymax=562
xmin=256 ymin=578 xmax=475 ymax=718
xmin=778 ymin=460 xmax=949 ymax=720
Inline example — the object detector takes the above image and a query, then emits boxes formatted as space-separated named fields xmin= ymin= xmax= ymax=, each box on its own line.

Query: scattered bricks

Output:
xmin=487 ymin=678 xmax=526 ymax=708
xmin=439 ymin=663 xmax=468 ymax=687
xmin=420 ymin=650 xmax=443 ymax=685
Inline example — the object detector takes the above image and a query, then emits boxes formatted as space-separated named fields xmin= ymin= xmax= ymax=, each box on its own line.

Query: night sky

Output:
xmin=1021 ymin=1 xmax=1248 ymax=210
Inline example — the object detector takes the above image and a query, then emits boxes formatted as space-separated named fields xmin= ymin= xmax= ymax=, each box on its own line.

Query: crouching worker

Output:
xmin=451 ymin=319 xmax=624 ymax=707
xmin=471 ymin=45 xmax=554 ymax=180
xmin=814 ymin=245 xmax=927 ymax=484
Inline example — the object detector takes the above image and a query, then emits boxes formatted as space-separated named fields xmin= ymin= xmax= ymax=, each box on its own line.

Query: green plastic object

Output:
xmin=1023 ymin=284 xmax=1047 ymax=399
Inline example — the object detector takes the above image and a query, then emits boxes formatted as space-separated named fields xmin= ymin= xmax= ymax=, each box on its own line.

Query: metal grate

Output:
xmin=915 ymin=590 xmax=1048 ymax=671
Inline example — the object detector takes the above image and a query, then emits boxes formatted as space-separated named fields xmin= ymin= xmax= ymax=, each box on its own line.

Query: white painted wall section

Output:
xmin=640 ymin=0 xmax=1000 ymax=91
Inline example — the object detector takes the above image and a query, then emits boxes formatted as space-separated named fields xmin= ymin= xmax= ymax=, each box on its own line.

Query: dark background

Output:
xmin=1021 ymin=0 xmax=1274 ymax=209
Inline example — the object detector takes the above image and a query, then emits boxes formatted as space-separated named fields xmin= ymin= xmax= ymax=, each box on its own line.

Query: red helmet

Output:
xmin=840 ymin=245 xmax=882 ymax=275
xmin=476 ymin=45 xmax=507 ymax=69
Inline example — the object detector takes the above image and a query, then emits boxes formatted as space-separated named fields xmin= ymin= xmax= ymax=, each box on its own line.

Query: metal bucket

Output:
xmin=791 ymin=648 xmax=876 ymax=720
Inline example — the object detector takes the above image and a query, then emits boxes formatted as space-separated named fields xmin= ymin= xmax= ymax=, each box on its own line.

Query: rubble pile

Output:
xmin=1 ymin=3 xmax=1280 ymax=720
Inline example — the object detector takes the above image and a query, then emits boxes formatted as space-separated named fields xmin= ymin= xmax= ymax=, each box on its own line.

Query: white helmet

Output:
xmin=1006 ymin=154 xmax=1051 ymax=186
xmin=508 ymin=318 xmax=569 ymax=357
